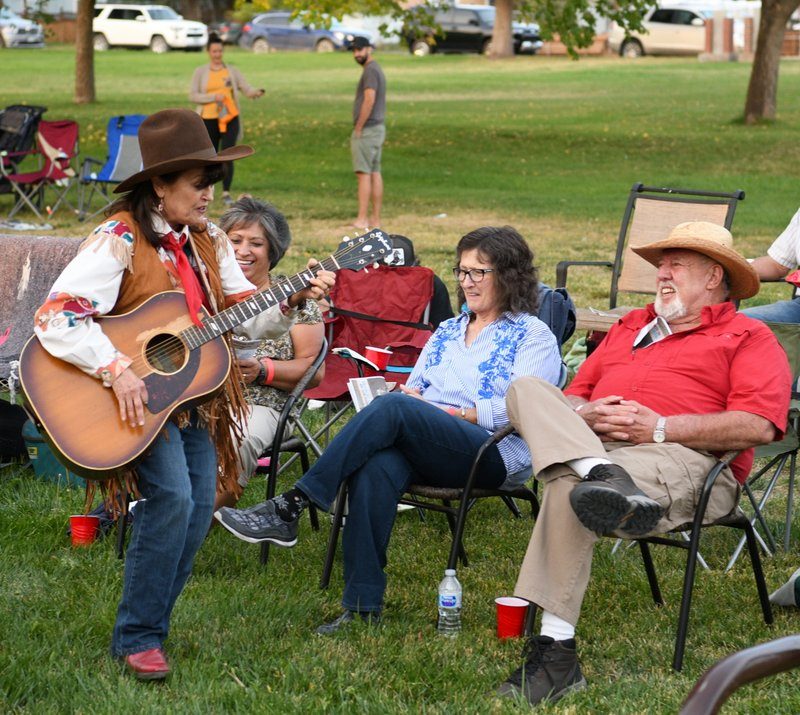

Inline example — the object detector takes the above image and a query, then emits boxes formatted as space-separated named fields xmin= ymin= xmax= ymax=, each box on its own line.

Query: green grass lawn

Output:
xmin=2 ymin=47 xmax=800 ymax=712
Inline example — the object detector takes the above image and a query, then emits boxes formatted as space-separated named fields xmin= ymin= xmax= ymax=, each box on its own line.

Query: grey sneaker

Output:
xmin=214 ymin=501 xmax=299 ymax=546
xmin=497 ymin=635 xmax=587 ymax=705
xmin=569 ymin=463 xmax=664 ymax=536
xmin=315 ymin=609 xmax=381 ymax=636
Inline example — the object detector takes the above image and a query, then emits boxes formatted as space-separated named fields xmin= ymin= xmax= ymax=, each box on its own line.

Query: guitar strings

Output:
xmin=123 ymin=235 xmax=389 ymax=375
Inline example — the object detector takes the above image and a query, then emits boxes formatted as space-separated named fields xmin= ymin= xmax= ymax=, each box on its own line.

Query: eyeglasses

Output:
xmin=452 ymin=267 xmax=495 ymax=283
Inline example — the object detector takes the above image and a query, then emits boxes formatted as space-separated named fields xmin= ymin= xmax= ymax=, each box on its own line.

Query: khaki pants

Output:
xmin=506 ymin=377 xmax=740 ymax=626
xmin=236 ymin=404 xmax=284 ymax=489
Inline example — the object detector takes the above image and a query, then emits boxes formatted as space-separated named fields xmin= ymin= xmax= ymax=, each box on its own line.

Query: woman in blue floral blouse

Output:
xmin=216 ymin=225 xmax=563 ymax=632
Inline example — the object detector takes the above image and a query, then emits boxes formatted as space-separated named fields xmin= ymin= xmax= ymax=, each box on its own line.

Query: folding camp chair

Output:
xmin=299 ymin=264 xmax=436 ymax=456
xmin=77 ymin=114 xmax=145 ymax=222
xmin=319 ymin=358 xmax=570 ymax=589
xmin=0 ymin=119 xmax=80 ymax=220
xmin=556 ymin=183 xmax=745 ymax=334
xmin=631 ymin=453 xmax=773 ymax=672
xmin=464 ymin=428 xmax=773 ymax=673
xmin=0 ymin=104 xmax=46 ymax=190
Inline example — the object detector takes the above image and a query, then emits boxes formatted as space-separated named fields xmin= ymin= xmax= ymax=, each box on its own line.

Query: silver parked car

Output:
xmin=0 ymin=7 xmax=45 ymax=48
xmin=608 ymin=6 xmax=709 ymax=58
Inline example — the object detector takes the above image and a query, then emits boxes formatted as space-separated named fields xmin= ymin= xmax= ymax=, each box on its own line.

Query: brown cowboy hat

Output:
xmin=114 ymin=108 xmax=254 ymax=193
xmin=631 ymin=221 xmax=759 ymax=300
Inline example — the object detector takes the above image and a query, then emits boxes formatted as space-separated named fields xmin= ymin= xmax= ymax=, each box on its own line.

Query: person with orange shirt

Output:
xmin=189 ymin=33 xmax=264 ymax=206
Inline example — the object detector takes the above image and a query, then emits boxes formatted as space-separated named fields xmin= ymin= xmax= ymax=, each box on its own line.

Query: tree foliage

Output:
xmin=514 ymin=0 xmax=652 ymax=56
xmin=233 ymin=0 xmax=655 ymax=58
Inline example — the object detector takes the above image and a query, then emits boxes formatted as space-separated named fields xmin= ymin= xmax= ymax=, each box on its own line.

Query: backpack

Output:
xmin=536 ymin=283 xmax=576 ymax=349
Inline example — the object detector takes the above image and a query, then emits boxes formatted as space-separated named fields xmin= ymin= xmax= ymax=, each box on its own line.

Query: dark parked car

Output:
xmin=239 ymin=12 xmax=371 ymax=53
xmin=208 ymin=20 xmax=243 ymax=45
xmin=404 ymin=4 xmax=542 ymax=56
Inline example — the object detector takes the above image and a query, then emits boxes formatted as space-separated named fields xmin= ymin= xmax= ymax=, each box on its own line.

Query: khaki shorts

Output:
xmin=351 ymin=124 xmax=385 ymax=174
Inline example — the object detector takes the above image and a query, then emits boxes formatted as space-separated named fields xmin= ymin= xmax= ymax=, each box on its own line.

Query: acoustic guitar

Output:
xmin=19 ymin=229 xmax=392 ymax=480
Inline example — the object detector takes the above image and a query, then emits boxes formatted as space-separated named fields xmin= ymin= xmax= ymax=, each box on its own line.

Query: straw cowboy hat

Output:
xmin=114 ymin=108 xmax=254 ymax=194
xmin=631 ymin=221 xmax=759 ymax=300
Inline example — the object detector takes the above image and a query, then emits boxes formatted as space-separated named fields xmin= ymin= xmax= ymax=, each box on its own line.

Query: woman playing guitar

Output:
xmin=31 ymin=109 xmax=335 ymax=680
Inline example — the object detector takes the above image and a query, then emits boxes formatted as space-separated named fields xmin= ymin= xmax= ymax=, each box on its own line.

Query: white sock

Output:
xmin=540 ymin=611 xmax=575 ymax=641
xmin=566 ymin=457 xmax=611 ymax=479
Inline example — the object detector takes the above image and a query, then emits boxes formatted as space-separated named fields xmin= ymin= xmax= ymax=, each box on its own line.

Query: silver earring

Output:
xmin=157 ymin=198 xmax=164 ymax=214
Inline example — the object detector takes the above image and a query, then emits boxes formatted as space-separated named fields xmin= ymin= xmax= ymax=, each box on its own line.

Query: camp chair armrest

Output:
xmin=556 ymin=260 xmax=613 ymax=289
xmin=0 ymin=148 xmax=35 ymax=160
xmin=679 ymin=635 xmax=800 ymax=715
xmin=690 ymin=450 xmax=740 ymax=531
xmin=332 ymin=346 xmax=380 ymax=374
xmin=288 ymin=337 xmax=328 ymax=402
xmin=268 ymin=337 xmax=328 ymax=467
xmin=80 ymin=156 xmax=103 ymax=180
xmin=446 ymin=424 xmax=518 ymax=570
xmin=0 ymin=148 xmax=36 ymax=176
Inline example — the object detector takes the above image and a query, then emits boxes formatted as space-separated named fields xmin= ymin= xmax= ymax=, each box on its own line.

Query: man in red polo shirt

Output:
xmin=496 ymin=221 xmax=791 ymax=706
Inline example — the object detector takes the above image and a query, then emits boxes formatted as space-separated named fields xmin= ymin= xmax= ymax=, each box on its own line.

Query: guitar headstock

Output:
xmin=333 ymin=229 xmax=393 ymax=272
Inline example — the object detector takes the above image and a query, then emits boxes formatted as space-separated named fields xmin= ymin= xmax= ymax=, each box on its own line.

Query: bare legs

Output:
xmin=354 ymin=171 xmax=382 ymax=229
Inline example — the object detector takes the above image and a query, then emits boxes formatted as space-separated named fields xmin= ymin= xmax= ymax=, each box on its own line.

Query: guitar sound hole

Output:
xmin=145 ymin=333 xmax=186 ymax=374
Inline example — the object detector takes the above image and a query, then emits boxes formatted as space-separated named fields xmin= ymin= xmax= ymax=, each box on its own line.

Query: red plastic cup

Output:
xmin=495 ymin=596 xmax=529 ymax=639
xmin=364 ymin=346 xmax=392 ymax=370
xmin=69 ymin=515 xmax=100 ymax=547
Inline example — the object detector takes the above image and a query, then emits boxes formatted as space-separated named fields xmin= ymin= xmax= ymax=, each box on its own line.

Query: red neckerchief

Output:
xmin=161 ymin=231 xmax=206 ymax=326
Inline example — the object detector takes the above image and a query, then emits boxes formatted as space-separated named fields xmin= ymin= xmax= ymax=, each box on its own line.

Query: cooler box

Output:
xmin=22 ymin=420 xmax=85 ymax=489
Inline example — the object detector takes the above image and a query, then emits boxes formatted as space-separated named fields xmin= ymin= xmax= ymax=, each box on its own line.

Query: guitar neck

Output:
xmin=182 ymin=254 xmax=339 ymax=348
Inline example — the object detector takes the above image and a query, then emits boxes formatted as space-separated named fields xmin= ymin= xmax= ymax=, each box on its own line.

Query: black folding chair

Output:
xmin=631 ymin=450 xmax=773 ymax=672
xmin=320 ymin=424 xmax=540 ymax=589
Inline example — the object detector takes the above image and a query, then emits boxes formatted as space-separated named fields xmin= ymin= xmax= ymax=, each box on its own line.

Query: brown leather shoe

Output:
xmin=124 ymin=648 xmax=170 ymax=680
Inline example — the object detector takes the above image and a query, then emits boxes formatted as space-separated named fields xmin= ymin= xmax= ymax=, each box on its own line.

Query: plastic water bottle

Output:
xmin=437 ymin=568 xmax=462 ymax=636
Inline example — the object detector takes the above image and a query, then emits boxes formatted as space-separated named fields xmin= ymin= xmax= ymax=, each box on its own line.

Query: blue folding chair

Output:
xmin=77 ymin=114 xmax=145 ymax=222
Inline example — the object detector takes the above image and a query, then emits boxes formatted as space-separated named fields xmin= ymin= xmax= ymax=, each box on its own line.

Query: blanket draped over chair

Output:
xmin=0 ymin=232 xmax=82 ymax=384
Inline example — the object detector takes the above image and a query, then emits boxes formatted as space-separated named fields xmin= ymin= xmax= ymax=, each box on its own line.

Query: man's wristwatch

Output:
xmin=256 ymin=361 xmax=266 ymax=385
xmin=653 ymin=416 xmax=667 ymax=443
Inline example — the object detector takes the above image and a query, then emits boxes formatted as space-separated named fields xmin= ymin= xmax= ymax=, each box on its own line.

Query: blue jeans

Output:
xmin=741 ymin=297 xmax=800 ymax=323
xmin=297 ymin=392 xmax=507 ymax=613
xmin=111 ymin=414 xmax=217 ymax=657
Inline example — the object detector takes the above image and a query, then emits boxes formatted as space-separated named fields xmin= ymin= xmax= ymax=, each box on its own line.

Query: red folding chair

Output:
xmin=0 ymin=119 xmax=79 ymax=220
xmin=299 ymin=264 xmax=436 ymax=454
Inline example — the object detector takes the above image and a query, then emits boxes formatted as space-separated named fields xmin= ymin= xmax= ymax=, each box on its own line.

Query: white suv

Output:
xmin=608 ymin=6 xmax=709 ymax=58
xmin=93 ymin=4 xmax=207 ymax=53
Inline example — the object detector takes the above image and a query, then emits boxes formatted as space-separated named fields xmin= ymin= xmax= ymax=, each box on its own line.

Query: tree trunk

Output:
xmin=490 ymin=0 xmax=515 ymax=58
xmin=744 ymin=0 xmax=798 ymax=123
xmin=74 ymin=0 xmax=95 ymax=104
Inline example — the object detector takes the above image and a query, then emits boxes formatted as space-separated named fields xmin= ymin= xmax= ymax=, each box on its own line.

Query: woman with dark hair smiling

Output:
xmin=216 ymin=225 xmax=563 ymax=634
xmin=214 ymin=197 xmax=325 ymax=513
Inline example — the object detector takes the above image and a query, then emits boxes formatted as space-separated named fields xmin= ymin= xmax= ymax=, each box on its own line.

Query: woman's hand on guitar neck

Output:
xmin=112 ymin=368 xmax=149 ymax=427
xmin=287 ymin=259 xmax=336 ymax=308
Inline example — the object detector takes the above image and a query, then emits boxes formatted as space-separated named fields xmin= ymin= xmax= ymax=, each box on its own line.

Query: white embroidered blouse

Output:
xmin=34 ymin=215 xmax=296 ymax=386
